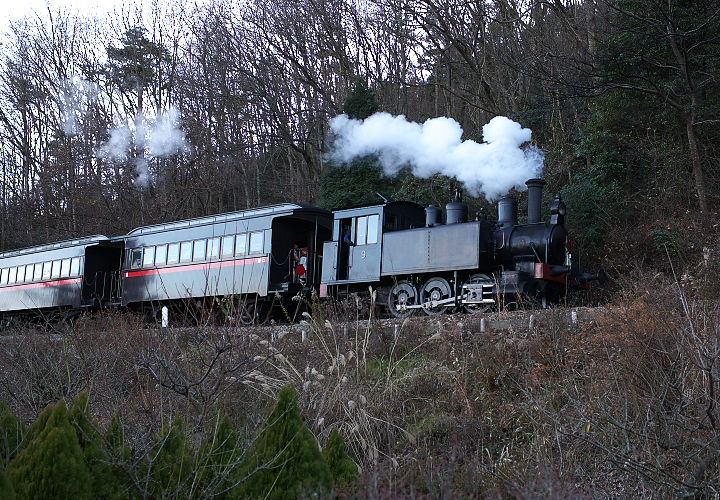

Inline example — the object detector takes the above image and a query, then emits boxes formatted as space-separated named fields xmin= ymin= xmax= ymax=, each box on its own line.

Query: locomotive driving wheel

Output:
xmin=387 ymin=281 xmax=418 ymax=318
xmin=419 ymin=277 xmax=453 ymax=315
xmin=462 ymin=274 xmax=494 ymax=314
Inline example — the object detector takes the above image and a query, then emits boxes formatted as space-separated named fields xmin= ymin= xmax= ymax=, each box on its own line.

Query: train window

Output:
xmin=356 ymin=216 xmax=368 ymax=245
xmin=193 ymin=240 xmax=206 ymax=262
xmin=0 ymin=268 xmax=7 ymax=285
xmin=235 ymin=234 xmax=247 ymax=256
xmin=221 ymin=235 xmax=234 ymax=257
xmin=155 ymin=244 xmax=168 ymax=266
xmin=34 ymin=264 xmax=43 ymax=281
xmin=25 ymin=264 xmax=34 ymax=282
xmin=70 ymin=257 xmax=81 ymax=276
xmin=8 ymin=267 xmax=17 ymax=284
xmin=60 ymin=259 xmax=71 ymax=277
xmin=130 ymin=249 xmax=142 ymax=268
xmin=180 ymin=242 xmax=192 ymax=262
xmin=42 ymin=262 xmax=52 ymax=280
xmin=249 ymin=232 xmax=264 ymax=254
xmin=51 ymin=260 xmax=61 ymax=279
xmin=367 ymin=214 xmax=379 ymax=244
xmin=143 ymin=247 xmax=156 ymax=267
xmin=167 ymin=243 xmax=180 ymax=264
xmin=207 ymin=237 xmax=221 ymax=260
xmin=17 ymin=265 xmax=26 ymax=283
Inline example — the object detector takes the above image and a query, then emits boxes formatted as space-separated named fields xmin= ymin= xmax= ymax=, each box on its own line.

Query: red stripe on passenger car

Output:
xmin=123 ymin=256 xmax=269 ymax=279
xmin=0 ymin=277 xmax=82 ymax=292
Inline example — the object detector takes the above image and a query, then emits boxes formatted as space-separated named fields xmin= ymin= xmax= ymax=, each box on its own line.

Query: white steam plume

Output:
xmin=59 ymin=76 xmax=99 ymax=136
xmin=328 ymin=113 xmax=544 ymax=200
xmin=96 ymin=107 xmax=190 ymax=186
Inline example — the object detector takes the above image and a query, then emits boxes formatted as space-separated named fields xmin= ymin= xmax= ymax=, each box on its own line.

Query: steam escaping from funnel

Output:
xmin=327 ymin=113 xmax=544 ymax=200
xmin=96 ymin=107 xmax=190 ymax=186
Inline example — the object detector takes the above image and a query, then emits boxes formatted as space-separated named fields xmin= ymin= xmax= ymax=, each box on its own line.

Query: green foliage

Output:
xmin=143 ymin=417 xmax=194 ymax=499
xmin=195 ymin=415 xmax=241 ymax=498
xmin=0 ymin=467 xmax=15 ymax=500
xmin=105 ymin=27 xmax=170 ymax=95
xmin=104 ymin=412 xmax=133 ymax=498
xmin=0 ymin=403 xmax=25 ymax=467
xmin=322 ymin=428 xmax=357 ymax=486
xmin=343 ymin=77 xmax=378 ymax=120
xmin=68 ymin=394 xmax=127 ymax=499
xmin=320 ymin=77 xmax=386 ymax=210
xmin=8 ymin=401 xmax=93 ymax=499
xmin=319 ymin=157 xmax=397 ymax=210
xmin=233 ymin=385 xmax=331 ymax=499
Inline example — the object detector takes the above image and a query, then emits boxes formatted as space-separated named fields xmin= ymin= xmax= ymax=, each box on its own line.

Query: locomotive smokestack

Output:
xmin=525 ymin=178 xmax=546 ymax=224
xmin=498 ymin=196 xmax=518 ymax=229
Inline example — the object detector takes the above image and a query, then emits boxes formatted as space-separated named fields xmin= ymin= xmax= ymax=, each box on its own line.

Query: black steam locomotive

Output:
xmin=0 ymin=178 xmax=600 ymax=325
xmin=320 ymin=178 xmax=600 ymax=317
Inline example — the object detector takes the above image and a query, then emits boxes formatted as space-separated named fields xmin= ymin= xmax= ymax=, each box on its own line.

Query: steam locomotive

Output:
xmin=0 ymin=178 xmax=601 ymax=325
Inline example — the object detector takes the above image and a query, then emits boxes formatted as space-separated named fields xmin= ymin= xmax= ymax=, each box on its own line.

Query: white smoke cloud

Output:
xmin=59 ymin=76 xmax=99 ymax=136
xmin=96 ymin=106 xmax=190 ymax=187
xmin=327 ymin=113 xmax=544 ymax=200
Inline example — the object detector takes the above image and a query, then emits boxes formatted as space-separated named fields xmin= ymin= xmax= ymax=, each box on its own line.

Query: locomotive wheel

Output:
xmin=463 ymin=274 xmax=494 ymax=314
xmin=387 ymin=281 xmax=418 ymax=318
xmin=419 ymin=277 xmax=452 ymax=315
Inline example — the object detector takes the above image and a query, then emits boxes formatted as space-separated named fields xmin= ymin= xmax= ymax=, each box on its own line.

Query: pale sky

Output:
xmin=1 ymin=0 xmax=119 ymax=26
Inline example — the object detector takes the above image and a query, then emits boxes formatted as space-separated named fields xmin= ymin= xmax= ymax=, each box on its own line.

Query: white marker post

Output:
xmin=161 ymin=306 xmax=169 ymax=328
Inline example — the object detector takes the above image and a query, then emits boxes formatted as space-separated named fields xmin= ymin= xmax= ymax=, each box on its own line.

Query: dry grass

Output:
xmin=1 ymin=275 xmax=719 ymax=496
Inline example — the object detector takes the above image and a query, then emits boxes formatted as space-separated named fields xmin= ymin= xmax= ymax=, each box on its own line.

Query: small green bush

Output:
xmin=8 ymin=401 xmax=93 ymax=499
xmin=232 ymin=385 xmax=331 ymax=499
xmin=322 ymin=428 xmax=358 ymax=486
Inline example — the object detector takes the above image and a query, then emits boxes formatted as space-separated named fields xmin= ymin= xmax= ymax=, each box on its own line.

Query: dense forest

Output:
xmin=0 ymin=0 xmax=717 ymax=273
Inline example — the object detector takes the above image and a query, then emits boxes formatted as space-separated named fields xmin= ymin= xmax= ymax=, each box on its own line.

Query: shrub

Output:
xmin=322 ymin=428 xmax=358 ymax=486
xmin=142 ymin=417 xmax=194 ymax=498
xmin=233 ymin=384 xmax=331 ymax=499
xmin=7 ymin=401 xmax=93 ymax=499
xmin=0 ymin=402 xmax=25 ymax=466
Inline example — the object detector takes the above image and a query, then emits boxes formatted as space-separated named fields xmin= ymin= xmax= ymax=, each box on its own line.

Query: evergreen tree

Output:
xmin=8 ymin=401 xmax=93 ymax=499
xmin=0 ymin=466 xmax=15 ymax=500
xmin=195 ymin=415 xmax=241 ymax=498
xmin=0 ymin=402 xmax=25 ymax=466
xmin=232 ymin=385 xmax=331 ymax=499
xmin=322 ymin=428 xmax=357 ymax=486
xmin=69 ymin=394 xmax=127 ymax=499
xmin=143 ymin=417 xmax=193 ymax=498
xmin=319 ymin=77 xmax=391 ymax=210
